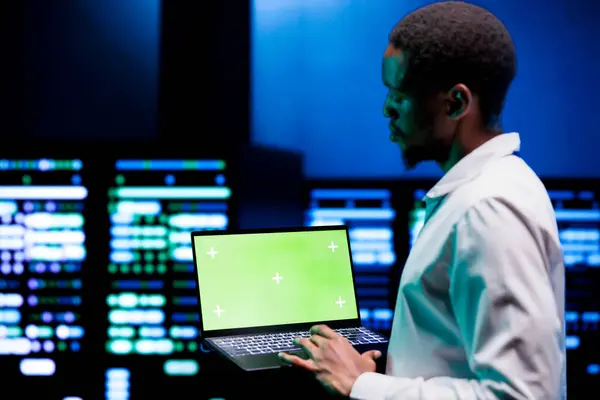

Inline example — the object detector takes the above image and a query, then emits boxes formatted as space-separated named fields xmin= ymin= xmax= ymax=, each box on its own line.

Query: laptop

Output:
xmin=190 ymin=225 xmax=389 ymax=371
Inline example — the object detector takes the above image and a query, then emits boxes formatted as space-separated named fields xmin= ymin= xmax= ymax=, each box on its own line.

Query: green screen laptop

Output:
xmin=191 ymin=225 xmax=388 ymax=371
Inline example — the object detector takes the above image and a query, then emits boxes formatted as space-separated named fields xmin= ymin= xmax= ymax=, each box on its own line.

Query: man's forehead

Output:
xmin=382 ymin=47 xmax=408 ymax=89
xmin=384 ymin=44 xmax=403 ymax=58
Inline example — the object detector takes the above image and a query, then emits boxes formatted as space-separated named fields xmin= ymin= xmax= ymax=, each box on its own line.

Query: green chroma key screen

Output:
xmin=194 ymin=228 xmax=359 ymax=331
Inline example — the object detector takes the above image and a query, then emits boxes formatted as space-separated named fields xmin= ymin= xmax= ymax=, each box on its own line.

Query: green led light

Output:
xmin=182 ymin=161 xmax=197 ymax=170
xmin=108 ymin=326 xmax=135 ymax=338
xmin=36 ymin=326 xmax=53 ymax=338
xmin=2 ymin=326 xmax=22 ymax=337
xmin=172 ymin=280 xmax=189 ymax=289
xmin=107 ymin=295 xmax=118 ymax=306
xmin=107 ymin=340 xmax=133 ymax=355
xmin=173 ymin=264 xmax=189 ymax=273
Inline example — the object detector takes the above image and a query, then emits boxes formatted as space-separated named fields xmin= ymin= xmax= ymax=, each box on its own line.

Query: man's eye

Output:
xmin=392 ymin=95 xmax=405 ymax=103
xmin=390 ymin=91 xmax=404 ymax=101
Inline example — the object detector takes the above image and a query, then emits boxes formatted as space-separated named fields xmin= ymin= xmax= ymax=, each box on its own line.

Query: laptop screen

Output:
xmin=193 ymin=227 xmax=359 ymax=332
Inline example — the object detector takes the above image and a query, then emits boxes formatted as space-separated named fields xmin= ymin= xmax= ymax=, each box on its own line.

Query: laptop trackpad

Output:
xmin=236 ymin=349 xmax=308 ymax=371
xmin=284 ymin=348 xmax=309 ymax=360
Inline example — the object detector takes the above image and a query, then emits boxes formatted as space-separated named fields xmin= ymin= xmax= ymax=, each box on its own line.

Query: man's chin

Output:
xmin=402 ymin=160 xmax=419 ymax=171
xmin=401 ymin=151 xmax=421 ymax=171
xmin=399 ymin=141 xmax=448 ymax=171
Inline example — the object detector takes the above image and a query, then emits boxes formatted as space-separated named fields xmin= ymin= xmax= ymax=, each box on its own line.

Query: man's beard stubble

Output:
xmin=401 ymin=128 xmax=453 ymax=171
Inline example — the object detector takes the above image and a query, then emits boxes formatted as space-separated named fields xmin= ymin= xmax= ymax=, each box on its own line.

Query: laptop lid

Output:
xmin=191 ymin=225 xmax=361 ymax=337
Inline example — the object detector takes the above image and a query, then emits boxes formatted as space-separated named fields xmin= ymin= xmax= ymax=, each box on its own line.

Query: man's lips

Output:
xmin=389 ymin=124 xmax=403 ymax=142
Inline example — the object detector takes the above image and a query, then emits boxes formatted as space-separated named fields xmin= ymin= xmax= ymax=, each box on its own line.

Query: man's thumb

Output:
xmin=362 ymin=350 xmax=382 ymax=360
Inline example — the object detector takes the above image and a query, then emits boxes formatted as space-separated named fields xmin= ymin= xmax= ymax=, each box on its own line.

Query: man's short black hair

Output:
xmin=389 ymin=1 xmax=516 ymax=129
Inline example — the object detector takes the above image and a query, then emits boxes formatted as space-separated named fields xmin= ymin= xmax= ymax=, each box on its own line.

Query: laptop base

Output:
xmin=206 ymin=327 xmax=389 ymax=372
xmin=212 ymin=342 xmax=388 ymax=372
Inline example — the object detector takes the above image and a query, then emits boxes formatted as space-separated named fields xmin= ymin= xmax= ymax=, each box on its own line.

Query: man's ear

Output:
xmin=446 ymin=84 xmax=471 ymax=120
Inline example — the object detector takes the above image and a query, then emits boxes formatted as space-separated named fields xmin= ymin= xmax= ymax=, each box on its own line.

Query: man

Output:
xmin=279 ymin=2 xmax=566 ymax=399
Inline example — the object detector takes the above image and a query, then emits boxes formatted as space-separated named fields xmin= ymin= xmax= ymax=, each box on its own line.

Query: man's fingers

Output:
xmin=294 ymin=337 xmax=318 ymax=354
xmin=362 ymin=349 xmax=382 ymax=360
xmin=309 ymin=334 xmax=327 ymax=347
xmin=278 ymin=352 xmax=318 ymax=371
xmin=310 ymin=324 xmax=338 ymax=339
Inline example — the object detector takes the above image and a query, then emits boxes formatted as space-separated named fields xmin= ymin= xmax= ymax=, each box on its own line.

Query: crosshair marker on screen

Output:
xmin=214 ymin=305 xmax=225 ymax=317
xmin=328 ymin=241 xmax=339 ymax=252
xmin=207 ymin=247 xmax=218 ymax=259
xmin=272 ymin=272 xmax=283 ymax=284
xmin=336 ymin=296 xmax=346 ymax=308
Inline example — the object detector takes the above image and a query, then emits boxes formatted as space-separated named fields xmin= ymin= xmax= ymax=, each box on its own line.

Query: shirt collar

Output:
xmin=424 ymin=132 xmax=521 ymax=201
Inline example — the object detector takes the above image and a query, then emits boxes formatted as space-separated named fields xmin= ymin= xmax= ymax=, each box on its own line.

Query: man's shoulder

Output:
xmin=452 ymin=157 xmax=556 ymax=227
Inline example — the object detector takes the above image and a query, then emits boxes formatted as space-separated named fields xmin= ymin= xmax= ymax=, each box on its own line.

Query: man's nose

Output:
xmin=383 ymin=102 xmax=397 ymax=119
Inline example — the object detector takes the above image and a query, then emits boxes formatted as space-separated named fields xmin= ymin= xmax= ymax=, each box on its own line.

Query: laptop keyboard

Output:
xmin=212 ymin=327 xmax=388 ymax=358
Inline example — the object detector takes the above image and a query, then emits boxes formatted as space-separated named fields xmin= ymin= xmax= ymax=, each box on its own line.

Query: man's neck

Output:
xmin=438 ymin=131 xmax=502 ymax=173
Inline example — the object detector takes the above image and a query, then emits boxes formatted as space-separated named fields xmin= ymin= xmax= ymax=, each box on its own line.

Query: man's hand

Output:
xmin=279 ymin=324 xmax=382 ymax=397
